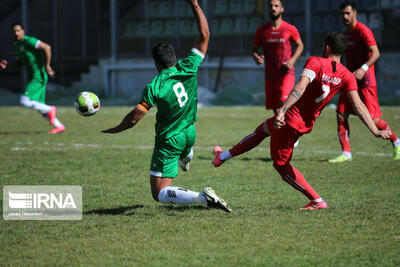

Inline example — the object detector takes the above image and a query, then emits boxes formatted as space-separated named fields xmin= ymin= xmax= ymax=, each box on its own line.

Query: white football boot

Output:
xmin=202 ymin=187 xmax=231 ymax=212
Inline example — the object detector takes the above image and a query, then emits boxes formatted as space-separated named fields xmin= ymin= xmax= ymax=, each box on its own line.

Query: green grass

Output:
xmin=1 ymin=106 xmax=400 ymax=266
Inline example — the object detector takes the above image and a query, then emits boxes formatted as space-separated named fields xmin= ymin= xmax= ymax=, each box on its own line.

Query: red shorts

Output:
xmin=265 ymin=74 xmax=295 ymax=110
xmin=266 ymin=117 xmax=303 ymax=166
xmin=336 ymin=86 xmax=382 ymax=119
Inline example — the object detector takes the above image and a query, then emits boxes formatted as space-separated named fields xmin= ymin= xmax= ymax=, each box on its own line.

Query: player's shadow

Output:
xmin=0 ymin=131 xmax=43 ymax=135
xmin=197 ymin=156 xmax=272 ymax=163
xmin=291 ymin=158 xmax=331 ymax=163
xmin=318 ymin=159 xmax=332 ymax=162
xmin=160 ymin=205 xmax=208 ymax=212
xmin=84 ymin=205 xmax=144 ymax=216
xmin=240 ymin=157 xmax=273 ymax=163
xmin=268 ymin=204 xmax=294 ymax=211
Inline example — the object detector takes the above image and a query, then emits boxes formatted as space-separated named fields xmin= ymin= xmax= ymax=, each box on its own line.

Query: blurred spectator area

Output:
xmin=119 ymin=0 xmax=265 ymax=57
xmin=119 ymin=0 xmax=400 ymax=57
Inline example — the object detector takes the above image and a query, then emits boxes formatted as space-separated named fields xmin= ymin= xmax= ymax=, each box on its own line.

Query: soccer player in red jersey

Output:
xmin=329 ymin=1 xmax=400 ymax=163
xmin=212 ymin=32 xmax=390 ymax=210
xmin=252 ymin=0 xmax=304 ymax=113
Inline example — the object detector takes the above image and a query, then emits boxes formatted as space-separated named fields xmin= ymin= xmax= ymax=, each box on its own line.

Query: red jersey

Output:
xmin=253 ymin=20 xmax=300 ymax=80
xmin=286 ymin=57 xmax=358 ymax=133
xmin=344 ymin=21 xmax=377 ymax=88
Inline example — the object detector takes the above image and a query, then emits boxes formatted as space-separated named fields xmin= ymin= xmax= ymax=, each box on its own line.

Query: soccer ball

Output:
xmin=74 ymin=91 xmax=100 ymax=116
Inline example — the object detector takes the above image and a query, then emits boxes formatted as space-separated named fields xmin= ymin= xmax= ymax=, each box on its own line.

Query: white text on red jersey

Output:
xmin=266 ymin=38 xmax=285 ymax=43
xmin=322 ymin=74 xmax=342 ymax=85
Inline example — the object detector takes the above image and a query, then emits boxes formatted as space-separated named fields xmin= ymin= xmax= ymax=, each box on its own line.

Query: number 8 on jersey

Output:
xmin=173 ymin=82 xmax=188 ymax=108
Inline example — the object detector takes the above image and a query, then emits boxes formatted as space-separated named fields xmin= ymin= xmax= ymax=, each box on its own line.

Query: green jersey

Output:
xmin=141 ymin=48 xmax=204 ymax=140
xmin=13 ymin=36 xmax=46 ymax=80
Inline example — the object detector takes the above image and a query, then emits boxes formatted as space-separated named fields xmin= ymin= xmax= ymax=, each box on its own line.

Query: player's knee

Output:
xmin=273 ymin=162 xmax=291 ymax=178
xmin=154 ymin=186 xmax=172 ymax=203
xmin=151 ymin=189 xmax=160 ymax=202
xmin=19 ymin=95 xmax=32 ymax=108
xmin=255 ymin=121 xmax=270 ymax=137
xmin=273 ymin=162 xmax=284 ymax=172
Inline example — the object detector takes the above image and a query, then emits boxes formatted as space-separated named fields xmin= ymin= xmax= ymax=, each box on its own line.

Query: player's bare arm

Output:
xmin=37 ymin=41 xmax=55 ymax=78
xmin=346 ymin=90 xmax=390 ymax=139
xmin=283 ymin=38 xmax=304 ymax=70
xmin=102 ymin=103 xmax=149 ymax=134
xmin=189 ymin=0 xmax=209 ymax=55
xmin=353 ymin=45 xmax=380 ymax=80
xmin=274 ymin=75 xmax=309 ymax=129
xmin=251 ymin=46 xmax=264 ymax=65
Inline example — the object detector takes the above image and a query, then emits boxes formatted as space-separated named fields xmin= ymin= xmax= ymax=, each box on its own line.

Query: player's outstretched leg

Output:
xmin=157 ymin=185 xmax=206 ymax=205
xmin=152 ymin=176 xmax=231 ymax=212
xmin=375 ymin=118 xmax=400 ymax=160
xmin=20 ymin=96 xmax=65 ymax=133
xmin=48 ymin=124 xmax=66 ymax=134
xmin=20 ymin=95 xmax=51 ymax=114
xmin=329 ymin=114 xmax=352 ymax=163
xmin=213 ymin=146 xmax=225 ymax=167
xmin=47 ymin=106 xmax=66 ymax=134
xmin=48 ymin=116 xmax=66 ymax=134
xmin=298 ymin=199 xmax=328 ymax=211
xmin=273 ymin=163 xmax=328 ymax=211
xmin=394 ymin=146 xmax=400 ymax=160
xmin=157 ymin=185 xmax=231 ymax=212
xmin=202 ymin=187 xmax=231 ymax=212
xmin=178 ymin=148 xmax=193 ymax=171
xmin=213 ymin=121 xmax=270 ymax=167
xmin=47 ymin=106 xmax=57 ymax=125
xmin=329 ymin=153 xmax=352 ymax=163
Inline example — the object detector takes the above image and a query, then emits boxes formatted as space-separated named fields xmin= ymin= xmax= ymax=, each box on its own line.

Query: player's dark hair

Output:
xmin=339 ymin=1 xmax=357 ymax=11
xmin=11 ymin=22 xmax=24 ymax=29
xmin=270 ymin=0 xmax=285 ymax=7
xmin=324 ymin=32 xmax=347 ymax=56
xmin=151 ymin=43 xmax=176 ymax=69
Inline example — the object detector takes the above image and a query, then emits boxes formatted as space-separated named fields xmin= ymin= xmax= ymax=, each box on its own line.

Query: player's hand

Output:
xmin=375 ymin=129 xmax=391 ymax=140
xmin=282 ymin=59 xmax=294 ymax=70
xmin=274 ymin=110 xmax=286 ymax=129
xmin=0 ymin=60 xmax=7 ymax=69
xmin=46 ymin=66 xmax=56 ymax=78
xmin=252 ymin=54 xmax=264 ymax=65
xmin=353 ymin=68 xmax=366 ymax=80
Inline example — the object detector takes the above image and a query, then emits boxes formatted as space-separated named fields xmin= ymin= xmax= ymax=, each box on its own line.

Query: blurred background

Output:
xmin=1 ymin=0 xmax=400 ymax=106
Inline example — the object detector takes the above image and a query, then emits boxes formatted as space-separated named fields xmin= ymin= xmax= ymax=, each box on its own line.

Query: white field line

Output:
xmin=8 ymin=142 xmax=392 ymax=158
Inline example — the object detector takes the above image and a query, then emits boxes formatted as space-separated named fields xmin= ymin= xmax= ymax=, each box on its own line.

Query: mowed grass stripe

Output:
xmin=7 ymin=142 xmax=394 ymax=158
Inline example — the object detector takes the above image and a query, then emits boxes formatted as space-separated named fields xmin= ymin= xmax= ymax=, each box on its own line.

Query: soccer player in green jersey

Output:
xmin=102 ymin=0 xmax=230 ymax=212
xmin=0 ymin=23 xmax=65 ymax=134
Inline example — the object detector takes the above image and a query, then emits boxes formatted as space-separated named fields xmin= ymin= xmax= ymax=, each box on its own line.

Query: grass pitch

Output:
xmin=1 ymin=106 xmax=399 ymax=266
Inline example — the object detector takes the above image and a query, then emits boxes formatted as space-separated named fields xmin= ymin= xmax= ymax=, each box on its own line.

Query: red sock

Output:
xmin=229 ymin=121 xmax=269 ymax=157
xmin=274 ymin=164 xmax=320 ymax=201
xmin=376 ymin=119 xmax=398 ymax=143
xmin=338 ymin=119 xmax=351 ymax=153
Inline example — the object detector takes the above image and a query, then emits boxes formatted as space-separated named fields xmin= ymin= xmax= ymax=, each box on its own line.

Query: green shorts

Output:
xmin=24 ymin=73 xmax=48 ymax=103
xmin=150 ymin=124 xmax=196 ymax=178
